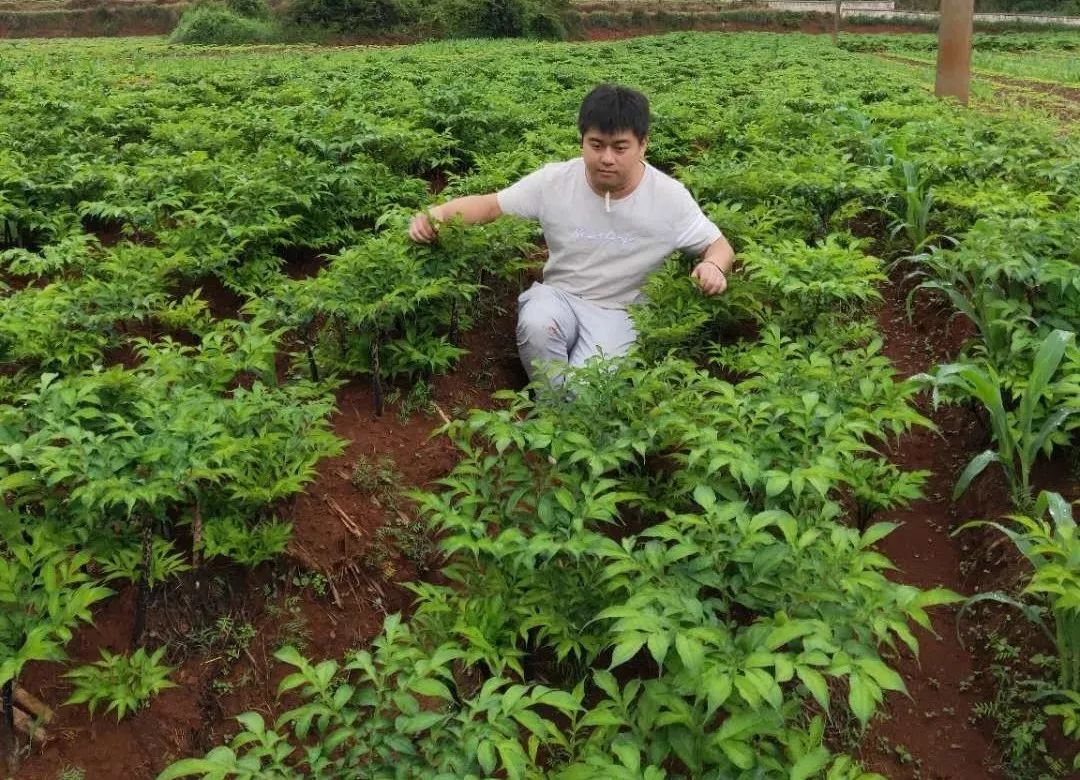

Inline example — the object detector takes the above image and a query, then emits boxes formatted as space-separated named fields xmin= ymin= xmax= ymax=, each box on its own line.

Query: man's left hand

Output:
xmin=691 ymin=262 xmax=727 ymax=296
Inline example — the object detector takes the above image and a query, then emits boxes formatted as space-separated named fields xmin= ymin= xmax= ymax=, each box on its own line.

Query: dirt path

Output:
xmin=858 ymin=274 xmax=1006 ymax=778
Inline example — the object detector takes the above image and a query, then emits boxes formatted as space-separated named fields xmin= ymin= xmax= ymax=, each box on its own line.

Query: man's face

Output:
xmin=581 ymin=128 xmax=647 ymax=193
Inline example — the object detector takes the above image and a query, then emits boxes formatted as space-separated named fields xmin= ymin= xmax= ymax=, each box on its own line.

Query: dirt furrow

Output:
xmin=860 ymin=276 xmax=1004 ymax=778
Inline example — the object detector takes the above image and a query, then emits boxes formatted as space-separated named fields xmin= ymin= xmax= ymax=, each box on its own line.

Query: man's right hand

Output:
xmin=408 ymin=209 xmax=440 ymax=243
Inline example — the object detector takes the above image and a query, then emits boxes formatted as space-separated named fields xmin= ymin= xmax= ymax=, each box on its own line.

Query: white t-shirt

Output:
xmin=497 ymin=157 xmax=722 ymax=309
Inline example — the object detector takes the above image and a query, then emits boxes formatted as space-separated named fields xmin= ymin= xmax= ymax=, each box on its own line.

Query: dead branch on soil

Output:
xmin=13 ymin=687 xmax=52 ymax=724
xmin=316 ymin=491 xmax=365 ymax=544
xmin=432 ymin=402 xmax=452 ymax=426
xmin=13 ymin=708 xmax=47 ymax=743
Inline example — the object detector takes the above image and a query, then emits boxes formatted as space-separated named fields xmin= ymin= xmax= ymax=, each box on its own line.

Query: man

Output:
xmin=408 ymin=83 xmax=734 ymax=383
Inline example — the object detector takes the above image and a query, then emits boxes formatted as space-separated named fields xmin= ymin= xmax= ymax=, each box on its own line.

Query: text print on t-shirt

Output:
xmin=571 ymin=226 xmax=639 ymax=246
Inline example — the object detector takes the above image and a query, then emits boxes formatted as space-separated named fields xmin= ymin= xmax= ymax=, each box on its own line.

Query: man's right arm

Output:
xmin=408 ymin=194 xmax=503 ymax=243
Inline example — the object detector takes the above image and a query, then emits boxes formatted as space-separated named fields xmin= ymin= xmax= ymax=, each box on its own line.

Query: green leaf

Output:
xmin=478 ymin=740 xmax=496 ymax=775
xmin=611 ymin=740 xmax=641 ymax=772
xmin=860 ymin=522 xmax=898 ymax=548
xmin=693 ymin=484 xmax=716 ymax=510
xmin=718 ymin=739 xmax=755 ymax=769
xmin=579 ymin=708 xmax=623 ymax=728
xmin=797 ymin=665 xmax=830 ymax=711
xmin=647 ymin=632 xmax=671 ymax=667
xmin=953 ymin=450 xmax=999 ymax=501
xmin=716 ymin=710 xmax=766 ymax=742
xmin=609 ymin=636 xmax=646 ymax=669
xmin=495 ymin=738 xmax=528 ymax=780
xmin=675 ymin=633 xmax=705 ymax=676
xmin=790 ymin=747 xmax=831 ymax=780
xmin=155 ymin=747 xmax=242 ymax=780
xmin=765 ymin=473 xmax=789 ymax=497
xmin=705 ymin=673 xmax=733 ymax=717
xmin=857 ymin=658 xmax=907 ymax=694
xmin=409 ymin=677 xmax=454 ymax=700
xmin=399 ymin=711 xmax=445 ymax=734
xmin=1019 ymin=329 xmax=1074 ymax=429
xmin=507 ymin=704 xmax=548 ymax=743
xmin=847 ymin=674 xmax=880 ymax=725
xmin=234 ymin=712 xmax=265 ymax=735
xmin=555 ymin=487 xmax=575 ymax=512
xmin=765 ymin=621 xmax=814 ymax=651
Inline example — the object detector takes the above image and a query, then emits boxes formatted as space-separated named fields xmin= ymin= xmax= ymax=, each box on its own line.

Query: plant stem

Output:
xmin=1054 ymin=609 xmax=1080 ymax=690
xmin=132 ymin=515 xmax=154 ymax=648
xmin=371 ymin=329 xmax=383 ymax=417
xmin=1068 ymin=611 xmax=1080 ymax=692
xmin=448 ymin=299 xmax=459 ymax=348
xmin=2 ymin=680 xmax=15 ymax=774
xmin=191 ymin=495 xmax=203 ymax=570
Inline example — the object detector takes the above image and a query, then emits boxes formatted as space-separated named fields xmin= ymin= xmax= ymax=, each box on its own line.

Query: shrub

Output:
xmin=170 ymin=4 xmax=280 ymax=44
xmin=226 ymin=0 xmax=272 ymax=19
xmin=287 ymin=0 xmax=418 ymax=31
xmin=423 ymin=0 xmax=569 ymax=39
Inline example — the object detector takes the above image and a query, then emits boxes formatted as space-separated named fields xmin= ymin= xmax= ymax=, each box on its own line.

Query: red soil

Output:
xmin=858 ymin=273 xmax=1004 ymax=778
xmin=856 ymin=270 xmax=1080 ymax=778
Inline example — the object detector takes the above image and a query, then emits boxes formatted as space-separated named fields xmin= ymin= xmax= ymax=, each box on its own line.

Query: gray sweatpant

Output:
xmin=516 ymin=282 xmax=637 ymax=384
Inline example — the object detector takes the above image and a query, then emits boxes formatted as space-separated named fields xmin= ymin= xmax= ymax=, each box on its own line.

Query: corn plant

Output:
xmin=916 ymin=329 xmax=1077 ymax=512
xmin=908 ymin=215 xmax=1080 ymax=386
xmin=958 ymin=492 xmax=1080 ymax=690
xmin=957 ymin=491 xmax=1080 ymax=769
xmin=883 ymin=160 xmax=939 ymax=253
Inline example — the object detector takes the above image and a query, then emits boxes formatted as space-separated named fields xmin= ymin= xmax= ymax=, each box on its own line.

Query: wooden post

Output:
xmin=832 ymin=0 xmax=842 ymax=44
xmin=935 ymin=0 xmax=975 ymax=105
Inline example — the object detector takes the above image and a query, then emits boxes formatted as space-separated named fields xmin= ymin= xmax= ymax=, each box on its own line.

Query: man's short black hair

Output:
xmin=578 ymin=84 xmax=650 ymax=142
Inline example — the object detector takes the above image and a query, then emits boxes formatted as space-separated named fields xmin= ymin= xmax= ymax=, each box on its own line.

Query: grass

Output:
xmin=971 ymin=51 xmax=1080 ymax=85
xmin=891 ymin=49 xmax=1080 ymax=87
xmin=867 ymin=42 xmax=1080 ymax=129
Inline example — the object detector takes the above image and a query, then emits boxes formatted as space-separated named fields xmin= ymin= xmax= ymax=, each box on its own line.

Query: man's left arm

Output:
xmin=690 ymin=235 xmax=735 ymax=296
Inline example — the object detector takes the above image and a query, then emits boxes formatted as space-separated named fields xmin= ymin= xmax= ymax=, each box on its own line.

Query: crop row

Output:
xmin=0 ymin=31 xmax=1078 ymax=778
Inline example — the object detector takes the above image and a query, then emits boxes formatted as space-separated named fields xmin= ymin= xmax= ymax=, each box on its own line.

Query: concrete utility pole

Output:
xmin=935 ymin=0 xmax=975 ymax=104
xmin=832 ymin=0 xmax=842 ymax=44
